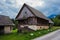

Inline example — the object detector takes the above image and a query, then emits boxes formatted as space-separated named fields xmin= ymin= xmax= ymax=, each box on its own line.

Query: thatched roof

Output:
xmin=16 ymin=3 xmax=53 ymax=24
xmin=0 ymin=15 xmax=14 ymax=26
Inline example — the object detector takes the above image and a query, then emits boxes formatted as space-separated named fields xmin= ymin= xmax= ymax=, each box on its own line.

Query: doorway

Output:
xmin=0 ymin=26 xmax=4 ymax=34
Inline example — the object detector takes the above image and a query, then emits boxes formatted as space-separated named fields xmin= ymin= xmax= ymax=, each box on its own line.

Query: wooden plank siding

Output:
xmin=18 ymin=17 xmax=49 ymax=26
xmin=37 ymin=17 xmax=49 ymax=26
xmin=18 ymin=17 xmax=37 ymax=25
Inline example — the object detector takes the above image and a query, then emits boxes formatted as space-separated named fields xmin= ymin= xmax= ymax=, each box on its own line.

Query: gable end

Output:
xmin=16 ymin=3 xmax=36 ymax=19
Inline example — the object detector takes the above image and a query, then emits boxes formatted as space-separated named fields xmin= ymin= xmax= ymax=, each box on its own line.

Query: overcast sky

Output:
xmin=0 ymin=0 xmax=60 ymax=18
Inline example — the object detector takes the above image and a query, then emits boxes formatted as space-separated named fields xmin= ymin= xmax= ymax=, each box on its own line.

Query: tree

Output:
xmin=51 ymin=15 xmax=60 ymax=26
xmin=11 ymin=19 xmax=18 ymax=30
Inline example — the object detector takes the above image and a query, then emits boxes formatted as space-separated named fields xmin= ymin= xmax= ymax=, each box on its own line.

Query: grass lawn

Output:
xmin=0 ymin=26 xmax=60 ymax=40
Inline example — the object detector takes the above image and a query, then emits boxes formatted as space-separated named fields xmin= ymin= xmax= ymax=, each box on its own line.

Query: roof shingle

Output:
xmin=0 ymin=15 xmax=14 ymax=26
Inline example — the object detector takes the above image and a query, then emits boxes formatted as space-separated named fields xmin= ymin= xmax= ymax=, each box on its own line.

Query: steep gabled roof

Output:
xmin=16 ymin=3 xmax=53 ymax=24
xmin=0 ymin=15 xmax=14 ymax=26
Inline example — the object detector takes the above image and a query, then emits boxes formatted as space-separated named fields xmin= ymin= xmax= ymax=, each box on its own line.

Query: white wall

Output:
xmin=20 ymin=25 xmax=38 ymax=31
xmin=4 ymin=26 xmax=11 ymax=34
xmin=28 ymin=25 xmax=37 ymax=30
xmin=20 ymin=25 xmax=49 ymax=30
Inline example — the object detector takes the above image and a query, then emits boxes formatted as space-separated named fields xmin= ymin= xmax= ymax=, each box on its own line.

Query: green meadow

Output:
xmin=0 ymin=26 xmax=60 ymax=40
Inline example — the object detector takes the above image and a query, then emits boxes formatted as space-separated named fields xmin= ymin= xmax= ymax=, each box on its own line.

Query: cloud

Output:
xmin=0 ymin=0 xmax=60 ymax=18
xmin=0 ymin=11 xmax=2 ymax=14
xmin=35 ymin=0 xmax=60 ymax=16
xmin=0 ymin=0 xmax=19 ymax=18
xmin=0 ymin=0 xmax=46 ymax=18
xmin=15 ymin=0 xmax=45 ymax=8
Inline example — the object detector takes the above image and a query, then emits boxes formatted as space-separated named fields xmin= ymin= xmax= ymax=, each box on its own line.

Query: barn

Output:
xmin=16 ymin=3 xmax=53 ymax=32
xmin=0 ymin=15 xmax=14 ymax=34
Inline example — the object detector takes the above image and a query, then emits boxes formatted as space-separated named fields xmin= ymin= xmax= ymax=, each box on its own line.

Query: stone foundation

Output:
xmin=20 ymin=25 xmax=49 ymax=31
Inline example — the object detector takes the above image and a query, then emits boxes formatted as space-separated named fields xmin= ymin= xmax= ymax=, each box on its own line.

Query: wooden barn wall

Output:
xmin=17 ymin=6 xmax=34 ymax=19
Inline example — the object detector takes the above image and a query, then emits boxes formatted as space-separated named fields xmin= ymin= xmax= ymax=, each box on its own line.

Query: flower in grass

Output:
xmin=30 ymin=33 xmax=34 ymax=36
xmin=48 ymin=30 xmax=50 ymax=31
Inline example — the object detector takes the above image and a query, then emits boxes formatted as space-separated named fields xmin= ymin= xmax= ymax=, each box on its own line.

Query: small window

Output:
xmin=25 ymin=11 xmax=28 ymax=16
xmin=25 ymin=11 xmax=27 ymax=14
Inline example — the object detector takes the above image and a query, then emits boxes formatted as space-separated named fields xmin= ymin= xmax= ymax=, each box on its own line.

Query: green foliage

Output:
xmin=11 ymin=19 xmax=18 ymax=30
xmin=51 ymin=15 xmax=60 ymax=26
xmin=0 ymin=27 xmax=59 ymax=40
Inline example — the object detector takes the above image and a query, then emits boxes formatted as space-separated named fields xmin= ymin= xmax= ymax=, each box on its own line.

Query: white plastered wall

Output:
xmin=4 ymin=26 xmax=11 ymax=34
